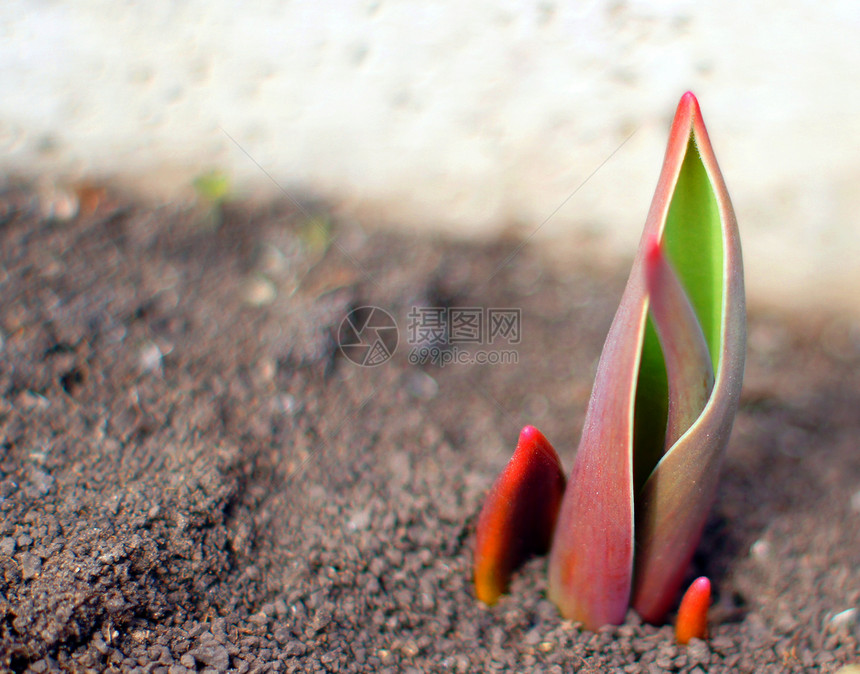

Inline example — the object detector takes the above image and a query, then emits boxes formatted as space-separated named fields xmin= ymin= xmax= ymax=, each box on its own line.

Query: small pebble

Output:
xmin=243 ymin=277 xmax=276 ymax=306
xmin=20 ymin=552 xmax=42 ymax=580
xmin=405 ymin=371 xmax=438 ymax=399
xmin=750 ymin=538 xmax=770 ymax=561
xmin=347 ymin=509 xmax=371 ymax=532
xmin=0 ymin=480 xmax=16 ymax=498
xmin=0 ymin=537 xmax=16 ymax=556
xmin=283 ymin=640 xmax=306 ymax=657
xmin=401 ymin=639 xmax=420 ymax=657
xmin=278 ymin=394 xmax=298 ymax=415
xmin=272 ymin=625 xmax=292 ymax=645
xmin=39 ymin=185 xmax=79 ymax=221
xmin=24 ymin=467 xmax=54 ymax=498
xmin=248 ymin=612 xmax=269 ymax=627
xmin=828 ymin=608 xmax=858 ymax=633
xmin=139 ymin=342 xmax=163 ymax=374
xmin=190 ymin=634 xmax=230 ymax=672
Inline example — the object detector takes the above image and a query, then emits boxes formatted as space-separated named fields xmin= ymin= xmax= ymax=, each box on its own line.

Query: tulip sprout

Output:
xmin=474 ymin=92 xmax=745 ymax=636
xmin=675 ymin=577 xmax=712 ymax=644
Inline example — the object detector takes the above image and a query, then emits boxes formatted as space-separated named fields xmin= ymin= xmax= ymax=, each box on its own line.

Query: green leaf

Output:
xmin=548 ymin=92 xmax=745 ymax=628
xmin=631 ymin=95 xmax=745 ymax=623
xmin=662 ymin=136 xmax=724 ymax=371
xmin=193 ymin=169 xmax=232 ymax=204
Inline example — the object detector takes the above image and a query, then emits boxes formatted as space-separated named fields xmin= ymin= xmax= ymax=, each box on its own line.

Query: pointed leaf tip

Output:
xmin=680 ymin=91 xmax=698 ymax=106
xmin=678 ymin=92 xmax=702 ymax=120
xmin=675 ymin=576 xmax=711 ymax=644
xmin=474 ymin=426 xmax=566 ymax=604
xmin=644 ymin=236 xmax=714 ymax=448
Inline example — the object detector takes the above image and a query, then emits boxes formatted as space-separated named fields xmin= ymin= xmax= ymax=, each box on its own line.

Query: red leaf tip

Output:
xmin=675 ymin=576 xmax=711 ymax=644
xmin=474 ymin=426 xmax=566 ymax=604
xmin=516 ymin=425 xmax=564 ymax=472
xmin=519 ymin=424 xmax=541 ymax=443
xmin=675 ymin=91 xmax=703 ymax=128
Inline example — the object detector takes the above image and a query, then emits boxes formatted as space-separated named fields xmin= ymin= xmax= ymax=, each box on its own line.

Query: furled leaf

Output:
xmin=547 ymin=247 xmax=646 ymax=628
xmin=548 ymin=92 xmax=745 ymax=628
xmin=632 ymin=94 xmax=745 ymax=623
xmin=474 ymin=426 xmax=566 ymax=604
xmin=644 ymin=234 xmax=714 ymax=449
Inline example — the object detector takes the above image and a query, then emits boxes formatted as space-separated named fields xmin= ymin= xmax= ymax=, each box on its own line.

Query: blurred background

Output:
xmin=2 ymin=0 xmax=859 ymax=312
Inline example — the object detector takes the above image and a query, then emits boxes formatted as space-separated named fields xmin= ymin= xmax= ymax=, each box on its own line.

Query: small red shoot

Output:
xmin=474 ymin=426 xmax=566 ymax=604
xmin=675 ymin=576 xmax=711 ymax=644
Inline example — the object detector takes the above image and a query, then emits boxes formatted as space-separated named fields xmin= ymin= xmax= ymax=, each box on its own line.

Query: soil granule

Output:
xmin=0 ymin=183 xmax=858 ymax=672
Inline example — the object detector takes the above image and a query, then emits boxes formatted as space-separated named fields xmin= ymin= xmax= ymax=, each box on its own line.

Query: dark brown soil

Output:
xmin=0 ymin=182 xmax=858 ymax=672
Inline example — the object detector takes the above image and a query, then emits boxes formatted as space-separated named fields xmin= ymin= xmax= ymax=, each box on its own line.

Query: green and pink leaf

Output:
xmin=549 ymin=92 xmax=745 ymax=627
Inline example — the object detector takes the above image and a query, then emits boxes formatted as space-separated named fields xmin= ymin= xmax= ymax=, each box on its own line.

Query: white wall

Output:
xmin=2 ymin=1 xmax=859 ymax=310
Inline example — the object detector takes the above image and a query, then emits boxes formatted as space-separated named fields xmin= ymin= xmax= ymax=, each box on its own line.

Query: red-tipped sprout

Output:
xmin=474 ymin=93 xmax=744 ymax=631
xmin=474 ymin=426 xmax=566 ymax=604
xmin=675 ymin=576 xmax=711 ymax=644
xmin=548 ymin=92 xmax=744 ymax=629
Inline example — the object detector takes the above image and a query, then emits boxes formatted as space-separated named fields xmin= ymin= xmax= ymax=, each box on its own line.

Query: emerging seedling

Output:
xmin=474 ymin=426 xmax=566 ymax=604
xmin=474 ymin=92 xmax=745 ymax=630
xmin=675 ymin=576 xmax=711 ymax=644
